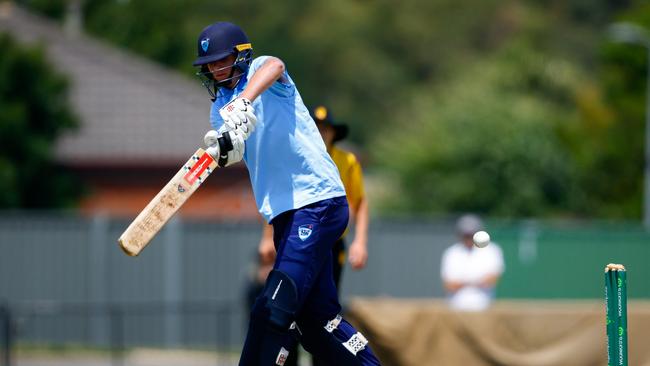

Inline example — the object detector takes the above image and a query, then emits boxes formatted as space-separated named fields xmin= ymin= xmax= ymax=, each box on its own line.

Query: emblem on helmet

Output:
xmin=201 ymin=38 xmax=210 ymax=52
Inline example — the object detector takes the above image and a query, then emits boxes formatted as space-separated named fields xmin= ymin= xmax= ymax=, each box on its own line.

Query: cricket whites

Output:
xmin=118 ymin=148 xmax=218 ymax=256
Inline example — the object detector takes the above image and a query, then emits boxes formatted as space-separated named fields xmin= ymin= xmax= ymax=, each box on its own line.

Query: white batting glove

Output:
xmin=219 ymin=97 xmax=257 ymax=139
xmin=203 ymin=128 xmax=245 ymax=167
xmin=204 ymin=129 xmax=221 ymax=159
xmin=204 ymin=130 xmax=220 ymax=148
xmin=222 ymin=129 xmax=245 ymax=167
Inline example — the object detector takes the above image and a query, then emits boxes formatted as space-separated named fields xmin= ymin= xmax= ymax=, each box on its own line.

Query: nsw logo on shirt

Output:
xmin=298 ymin=224 xmax=313 ymax=241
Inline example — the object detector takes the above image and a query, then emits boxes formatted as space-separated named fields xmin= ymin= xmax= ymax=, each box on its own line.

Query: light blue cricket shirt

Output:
xmin=209 ymin=56 xmax=346 ymax=222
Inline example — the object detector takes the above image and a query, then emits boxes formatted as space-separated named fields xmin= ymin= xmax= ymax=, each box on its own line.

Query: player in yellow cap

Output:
xmin=311 ymin=105 xmax=369 ymax=277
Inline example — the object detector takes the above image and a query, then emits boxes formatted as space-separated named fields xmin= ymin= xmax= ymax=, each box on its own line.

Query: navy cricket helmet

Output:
xmin=194 ymin=22 xmax=253 ymax=96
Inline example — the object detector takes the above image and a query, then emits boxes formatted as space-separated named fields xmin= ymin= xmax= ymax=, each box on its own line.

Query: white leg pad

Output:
xmin=324 ymin=314 xmax=343 ymax=333
xmin=342 ymin=332 xmax=368 ymax=356
xmin=275 ymin=347 xmax=290 ymax=365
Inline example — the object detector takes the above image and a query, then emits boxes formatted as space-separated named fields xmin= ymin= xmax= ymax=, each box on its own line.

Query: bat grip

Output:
xmin=217 ymin=132 xmax=234 ymax=167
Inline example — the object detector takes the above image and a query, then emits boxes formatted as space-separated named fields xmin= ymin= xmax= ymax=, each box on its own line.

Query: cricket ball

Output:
xmin=473 ymin=230 xmax=490 ymax=248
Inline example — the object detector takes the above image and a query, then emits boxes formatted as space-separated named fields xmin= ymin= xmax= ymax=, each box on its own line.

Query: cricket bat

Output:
xmin=118 ymin=148 xmax=218 ymax=256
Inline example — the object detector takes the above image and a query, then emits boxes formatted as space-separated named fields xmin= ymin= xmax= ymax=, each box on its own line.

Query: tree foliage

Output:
xmin=371 ymin=1 xmax=630 ymax=218
xmin=15 ymin=0 xmax=67 ymax=20
xmin=585 ymin=1 xmax=650 ymax=218
xmin=17 ymin=0 xmax=650 ymax=218
xmin=374 ymin=41 xmax=588 ymax=216
xmin=0 ymin=34 xmax=80 ymax=208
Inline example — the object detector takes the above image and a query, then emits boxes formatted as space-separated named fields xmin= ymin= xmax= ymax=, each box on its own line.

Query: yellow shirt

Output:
xmin=329 ymin=146 xmax=365 ymax=214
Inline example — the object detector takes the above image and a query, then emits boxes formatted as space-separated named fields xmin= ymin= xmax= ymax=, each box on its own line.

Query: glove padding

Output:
xmin=219 ymin=97 xmax=257 ymax=139
xmin=204 ymin=128 xmax=245 ymax=167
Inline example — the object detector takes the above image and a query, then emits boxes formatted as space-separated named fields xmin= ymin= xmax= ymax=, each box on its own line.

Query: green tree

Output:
xmin=585 ymin=2 xmax=650 ymax=218
xmin=0 ymin=33 xmax=80 ymax=208
xmin=15 ymin=0 xmax=67 ymax=20
xmin=19 ymin=0 xmax=640 ymax=217
xmin=83 ymin=0 xmax=196 ymax=70
xmin=368 ymin=1 xmax=636 ymax=218
xmin=78 ymin=0 xmax=513 ymax=138
xmin=372 ymin=41 xmax=588 ymax=217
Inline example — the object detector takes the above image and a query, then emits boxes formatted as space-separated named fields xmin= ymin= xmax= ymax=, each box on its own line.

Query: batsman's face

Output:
xmin=207 ymin=54 xmax=237 ymax=82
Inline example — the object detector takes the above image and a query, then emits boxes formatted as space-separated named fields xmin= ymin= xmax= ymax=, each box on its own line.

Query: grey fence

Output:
xmin=0 ymin=213 xmax=456 ymax=304
xmin=0 ymin=212 xmax=457 ymax=365
xmin=1 ymin=301 xmax=237 ymax=366
xmin=3 ymin=212 xmax=645 ymax=365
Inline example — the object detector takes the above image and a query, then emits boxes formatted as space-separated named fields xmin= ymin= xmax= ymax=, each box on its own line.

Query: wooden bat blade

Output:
xmin=118 ymin=148 xmax=218 ymax=256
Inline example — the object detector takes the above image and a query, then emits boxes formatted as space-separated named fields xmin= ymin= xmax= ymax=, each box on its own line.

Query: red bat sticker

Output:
xmin=183 ymin=153 xmax=214 ymax=185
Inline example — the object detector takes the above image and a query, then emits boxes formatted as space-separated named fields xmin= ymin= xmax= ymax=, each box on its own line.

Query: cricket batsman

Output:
xmin=193 ymin=21 xmax=381 ymax=365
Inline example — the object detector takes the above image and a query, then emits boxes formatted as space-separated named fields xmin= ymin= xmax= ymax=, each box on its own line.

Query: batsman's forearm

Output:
xmin=241 ymin=57 xmax=285 ymax=102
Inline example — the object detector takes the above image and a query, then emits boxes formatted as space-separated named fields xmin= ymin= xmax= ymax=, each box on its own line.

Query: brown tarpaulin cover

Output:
xmin=345 ymin=298 xmax=650 ymax=366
